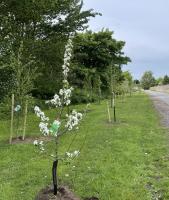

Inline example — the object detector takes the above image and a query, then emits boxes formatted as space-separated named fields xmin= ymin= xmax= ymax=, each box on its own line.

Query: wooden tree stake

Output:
xmin=107 ymin=101 xmax=111 ymax=123
xmin=9 ymin=94 xmax=14 ymax=144
xmin=22 ymin=100 xmax=28 ymax=140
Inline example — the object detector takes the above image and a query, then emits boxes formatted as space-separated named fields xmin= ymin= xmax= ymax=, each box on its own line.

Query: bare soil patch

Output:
xmin=35 ymin=185 xmax=80 ymax=200
xmin=10 ymin=136 xmax=52 ymax=144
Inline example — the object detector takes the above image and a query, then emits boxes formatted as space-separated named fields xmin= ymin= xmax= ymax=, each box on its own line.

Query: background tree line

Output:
xmin=141 ymin=71 xmax=169 ymax=90
xmin=0 ymin=0 xmax=131 ymax=104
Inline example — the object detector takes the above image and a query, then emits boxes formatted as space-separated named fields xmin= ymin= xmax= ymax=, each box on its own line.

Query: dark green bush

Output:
xmin=0 ymin=68 xmax=15 ymax=101
xmin=71 ymin=89 xmax=97 ymax=104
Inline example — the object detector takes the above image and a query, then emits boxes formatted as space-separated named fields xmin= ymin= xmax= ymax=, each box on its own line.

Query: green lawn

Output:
xmin=1 ymin=93 xmax=169 ymax=200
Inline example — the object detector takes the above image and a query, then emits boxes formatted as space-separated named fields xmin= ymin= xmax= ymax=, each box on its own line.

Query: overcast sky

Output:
xmin=83 ymin=0 xmax=169 ymax=79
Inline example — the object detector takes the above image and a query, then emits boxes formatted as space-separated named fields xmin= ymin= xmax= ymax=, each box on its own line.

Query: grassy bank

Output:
xmin=0 ymin=94 xmax=169 ymax=200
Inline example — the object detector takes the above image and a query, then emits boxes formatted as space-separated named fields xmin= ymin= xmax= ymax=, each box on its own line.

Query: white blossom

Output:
xmin=39 ymin=122 xmax=49 ymax=136
xmin=66 ymin=150 xmax=80 ymax=158
xmin=74 ymin=150 xmax=80 ymax=156
xmin=46 ymin=94 xmax=61 ymax=107
xmin=65 ymin=110 xmax=83 ymax=131
xmin=59 ymin=87 xmax=73 ymax=106
xmin=62 ymin=38 xmax=73 ymax=79
xmin=63 ymin=79 xmax=68 ymax=86
xmin=33 ymin=139 xmax=45 ymax=152
xmin=34 ymin=106 xmax=49 ymax=121
xmin=39 ymin=141 xmax=43 ymax=145
xmin=33 ymin=140 xmax=38 ymax=146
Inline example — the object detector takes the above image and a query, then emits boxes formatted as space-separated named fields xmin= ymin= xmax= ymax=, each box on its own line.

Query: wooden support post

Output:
xmin=9 ymin=94 xmax=14 ymax=144
xmin=107 ymin=101 xmax=111 ymax=123
xmin=22 ymin=100 xmax=28 ymax=140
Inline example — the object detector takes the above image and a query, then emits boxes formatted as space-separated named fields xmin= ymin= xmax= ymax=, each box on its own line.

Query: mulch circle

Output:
xmin=35 ymin=185 xmax=80 ymax=200
xmin=35 ymin=185 xmax=99 ymax=200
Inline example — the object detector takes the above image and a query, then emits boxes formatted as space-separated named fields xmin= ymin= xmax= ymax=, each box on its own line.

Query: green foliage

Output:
xmin=9 ymin=42 xmax=38 ymax=103
xmin=156 ymin=77 xmax=163 ymax=85
xmin=71 ymin=88 xmax=97 ymax=104
xmin=0 ymin=68 xmax=15 ymax=101
xmin=123 ymin=71 xmax=133 ymax=86
xmin=122 ymin=71 xmax=133 ymax=95
xmin=141 ymin=71 xmax=156 ymax=90
xmin=0 ymin=97 xmax=11 ymax=119
xmin=0 ymin=0 xmax=98 ymax=97
xmin=71 ymin=29 xmax=131 ymax=96
xmin=162 ymin=75 xmax=169 ymax=85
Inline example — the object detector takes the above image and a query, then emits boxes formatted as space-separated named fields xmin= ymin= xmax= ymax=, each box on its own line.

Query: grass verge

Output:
xmin=0 ymin=93 xmax=169 ymax=200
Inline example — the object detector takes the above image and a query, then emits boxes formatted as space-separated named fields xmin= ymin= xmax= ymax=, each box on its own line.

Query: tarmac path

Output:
xmin=146 ymin=90 xmax=169 ymax=127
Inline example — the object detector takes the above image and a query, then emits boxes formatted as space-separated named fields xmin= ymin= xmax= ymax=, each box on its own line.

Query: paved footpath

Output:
xmin=146 ymin=90 xmax=169 ymax=127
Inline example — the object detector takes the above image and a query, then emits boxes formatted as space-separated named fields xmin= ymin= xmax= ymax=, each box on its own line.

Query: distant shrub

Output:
xmin=31 ymin=89 xmax=54 ymax=100
xmin=0 ymin=96 xmax=11 ymax=120
xmin=0 ymin=68 xmax=15 ymax=101
xmin=71 ymin=89 xmax=97 ymax=104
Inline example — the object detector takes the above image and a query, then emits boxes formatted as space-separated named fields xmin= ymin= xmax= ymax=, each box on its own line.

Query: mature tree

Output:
xmin=0 ymin=0 xmax=99 ymax=99
xmin=0 ymin=0 xmax=98 ymax=51
xmin=71 ymin=29 xmax=131 ymax=100
xmin=141 ymin=71 xmax=156 ymax=90
xmin=162 ymin=75 xmax=169 ymax=85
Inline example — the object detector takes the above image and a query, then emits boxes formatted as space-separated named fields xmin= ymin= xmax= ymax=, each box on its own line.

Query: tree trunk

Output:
xmin=9 ymin=94 xmax=14 ymax=144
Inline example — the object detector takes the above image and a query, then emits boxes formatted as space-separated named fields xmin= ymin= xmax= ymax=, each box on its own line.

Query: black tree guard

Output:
xmin=52 ymin=160 xmax=58 ymax=195
xmin=114 ymin=105 xmax=116 ymax=122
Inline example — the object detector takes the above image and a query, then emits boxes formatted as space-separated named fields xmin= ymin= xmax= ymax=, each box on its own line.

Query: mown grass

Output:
xmin=1 ymin=93 xmax=169 ymax=200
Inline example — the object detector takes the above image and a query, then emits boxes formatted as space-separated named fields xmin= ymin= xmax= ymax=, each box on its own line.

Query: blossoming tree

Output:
xmin=34 ymin=36 xmax=83 ymax=195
